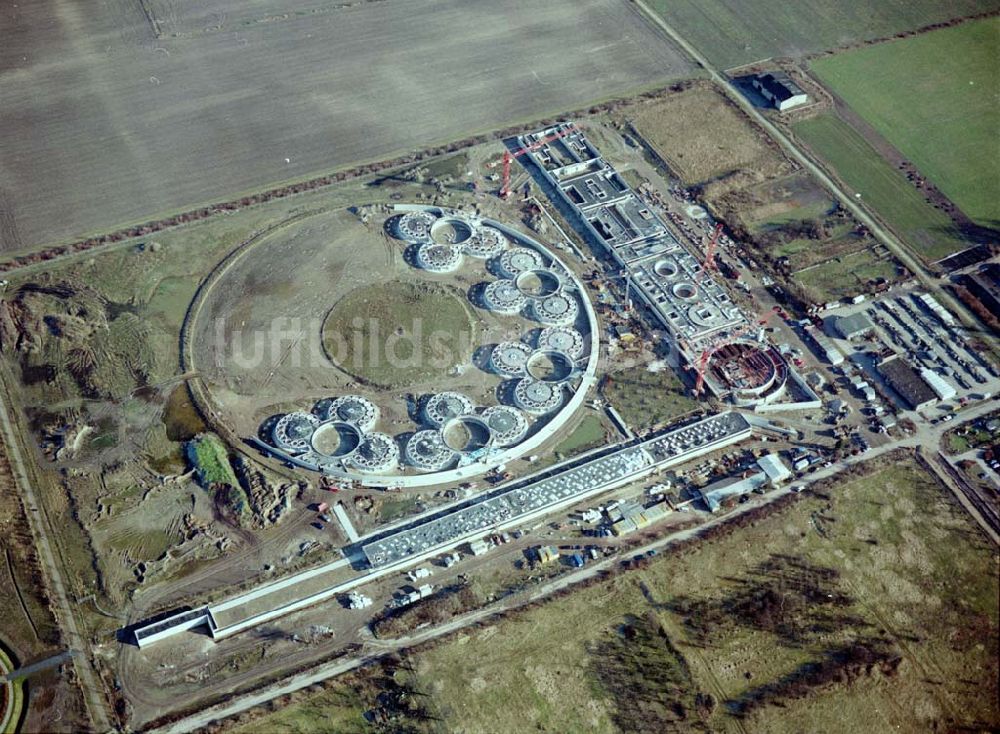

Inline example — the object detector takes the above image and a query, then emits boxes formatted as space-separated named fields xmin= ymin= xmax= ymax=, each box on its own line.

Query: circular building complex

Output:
xmin=423 ymin=391 xmax=476 ymax=426
xmin=241 ymin=205 xmax=600 ymax=488
xmin=405 ymin=430 xmax=457 ymax=471
xmin=272 ymin=412 xmax=321 ymax=454
xmin=513 ymin=378 xmax=563 ymax=415
xmin=489 ymin=341 xmax=533 ymax=377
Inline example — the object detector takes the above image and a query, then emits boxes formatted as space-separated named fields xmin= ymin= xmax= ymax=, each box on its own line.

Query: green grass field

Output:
xmin=793 ymin=247 xmax=902 ymax=302
xmin=603 ymin=363 xmax=699 ymax=432
xmin=643 ymin=0 xmax=998 ymax=70
xmin=554 ymin=414 xmax=609 ymax=458
xmin=794 ymin=114 xmax=970 ymax=261
xmin=813 ymin=17 xmax=1000 ymax=225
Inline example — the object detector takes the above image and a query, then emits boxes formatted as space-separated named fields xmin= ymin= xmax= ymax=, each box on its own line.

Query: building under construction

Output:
xmin=518 ymin=123 xmax=796 ymax=407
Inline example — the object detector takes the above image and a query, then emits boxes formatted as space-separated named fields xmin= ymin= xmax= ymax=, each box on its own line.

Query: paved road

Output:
xmin=631 ymin=0 xmax=987 ymax=338
xmin=0 ymin=389 xmax=111 ymax=731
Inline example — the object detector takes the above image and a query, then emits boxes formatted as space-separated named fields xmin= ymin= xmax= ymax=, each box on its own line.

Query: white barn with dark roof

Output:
xmin=752 ymin=72 xmax=809 ymax=111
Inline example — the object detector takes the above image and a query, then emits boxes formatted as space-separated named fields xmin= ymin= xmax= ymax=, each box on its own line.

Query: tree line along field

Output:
xmin=811 ymin=17 xmax=1000 ymax=227
xmin=642 ymin=0 xmax=1000 ymax=70
xmin=0 ymin=0 xmax=695 ymax=253
xmin=216 ymin=455 xmax=999 ymax=733
xmin=793 ymin=114 xmax=972 ymax=262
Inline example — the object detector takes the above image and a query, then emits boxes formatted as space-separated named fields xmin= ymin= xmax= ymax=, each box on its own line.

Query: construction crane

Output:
xmin=493 ymin=124 xmax=578 ymax=199
xmin=695 ymin=223 xmax=724 ymax=283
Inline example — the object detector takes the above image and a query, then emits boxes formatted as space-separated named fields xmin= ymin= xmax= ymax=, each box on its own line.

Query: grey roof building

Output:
xmin=831 ymin=312 xmax=875 ymax=340
xmin=877 ymin=356 xmax=938 ymax=411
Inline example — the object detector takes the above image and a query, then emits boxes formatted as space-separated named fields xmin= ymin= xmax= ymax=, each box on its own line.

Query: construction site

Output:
xmin=518 ymin=123 xmax=819 ymax=411
xmin=0 ymin=6 xmax=996 ymax=726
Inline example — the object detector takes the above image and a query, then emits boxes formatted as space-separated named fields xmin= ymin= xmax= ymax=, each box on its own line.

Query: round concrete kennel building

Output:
xmin=424 ymin=391 xmax=476 ymax=426
xmin=252 ymin=206 xmax=601 ymax=488
xmin=322 ymin=395 xmax=379 ymax=432
xmin=483 ymin=279 xmax=528 ymax=315
xmin=272 ymin=412 xmax=321 ymax=453
xmin=463 ymin=226 xmax=506 ymax=258
xmin=490 ymin=341 xmax=534 ymax=377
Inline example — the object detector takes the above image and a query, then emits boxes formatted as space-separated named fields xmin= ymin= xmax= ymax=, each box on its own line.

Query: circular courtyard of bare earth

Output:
xmin=190 ymin=209 xmax=521 ymax=438
xmin=321 ymin=280 xmax=477 ymax=389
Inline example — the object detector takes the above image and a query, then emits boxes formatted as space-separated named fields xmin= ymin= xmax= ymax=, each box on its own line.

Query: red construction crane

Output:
xmin=695 ymin=223 xmax=724 ymax=282
xmin=494 ymin=124 xmax=578 ymax=199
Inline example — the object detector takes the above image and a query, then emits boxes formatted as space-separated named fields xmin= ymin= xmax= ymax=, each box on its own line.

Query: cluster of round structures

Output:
xmin=270 ymin=396 xmax=399 ymax=473
xmin=404 ymin=391 xmax=529 ymax=471
xmin=483 ymin=248 xmax=578 ymax=327
xmin=396 ymin=210 xmax=508 ymax=273
xmin=262 ymin=207 xmax=597 ymax=483
xmin=488 ymin=326 xmax=583 ymax=415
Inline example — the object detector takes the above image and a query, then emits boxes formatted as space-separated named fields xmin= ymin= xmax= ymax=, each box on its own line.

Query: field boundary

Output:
xmin=0 ymin=84 xmax=695 ymax=276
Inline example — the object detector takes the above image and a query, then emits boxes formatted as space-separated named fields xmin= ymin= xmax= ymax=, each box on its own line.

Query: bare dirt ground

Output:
xmin=0 ymin=416 xmax=88 ymax=732
xmin=0 ymin=0 xmax=694 ymax=252
xmin=627 ymin=85 xmax=793 ymax=185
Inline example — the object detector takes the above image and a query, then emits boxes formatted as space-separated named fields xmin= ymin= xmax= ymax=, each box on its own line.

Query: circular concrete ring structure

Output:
xmin=463 ymin=226 xmax=506 ymax=258
xmin=525 ymin=349 xmax=574 ymax=383
xmin=405 ymin=429 xmax=457 ymax=471
xmin=483 ymin=279 xmax=528 ymax=315
xmin=429 ymin=217 xmax=474 ymax=246
xmin=441 ymin=415 xmax=493 ymax=453
xmin=498 ymin=247 xmax=545 ymax=278
xmin=481 ymin=405 xmax=529 ymax=446
xmin=416 ymin=242 xmax=463 ymax=272
xmin=653 ymin=258 xmax=679 ymax=279
xmin=514 ymin=268 xmax=561 ymax=299
xmin=230 ymin=206 xmax=601 ymax=488
xmin=311 ymin=421 xmax=363 ymax=459
xmin=324 ymin=395 xmax=379 ymax=432
xmin=423 ymin=391 xmax=476 ymax=426
xmin=672 ymin=281 xmax=699 ymax=301
xmin=349 ymin=432 xmax=400 ymax=473
xmin=537 ymin=326 xmax=585 ymax=358
xmin=489 ymin=341 xmax=533 ymax=377
xmin=513 ymin=377 xmax=563 ymax=415
xmin=707 ymin=340 xmax=789 ymax=407
xmin=273 ymin=411 xmax=321 ymax=453
xmin=396 ymin=210 xmax=436 ymax=242
xmin=531 ymin=293 xmax=578 ymax=326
